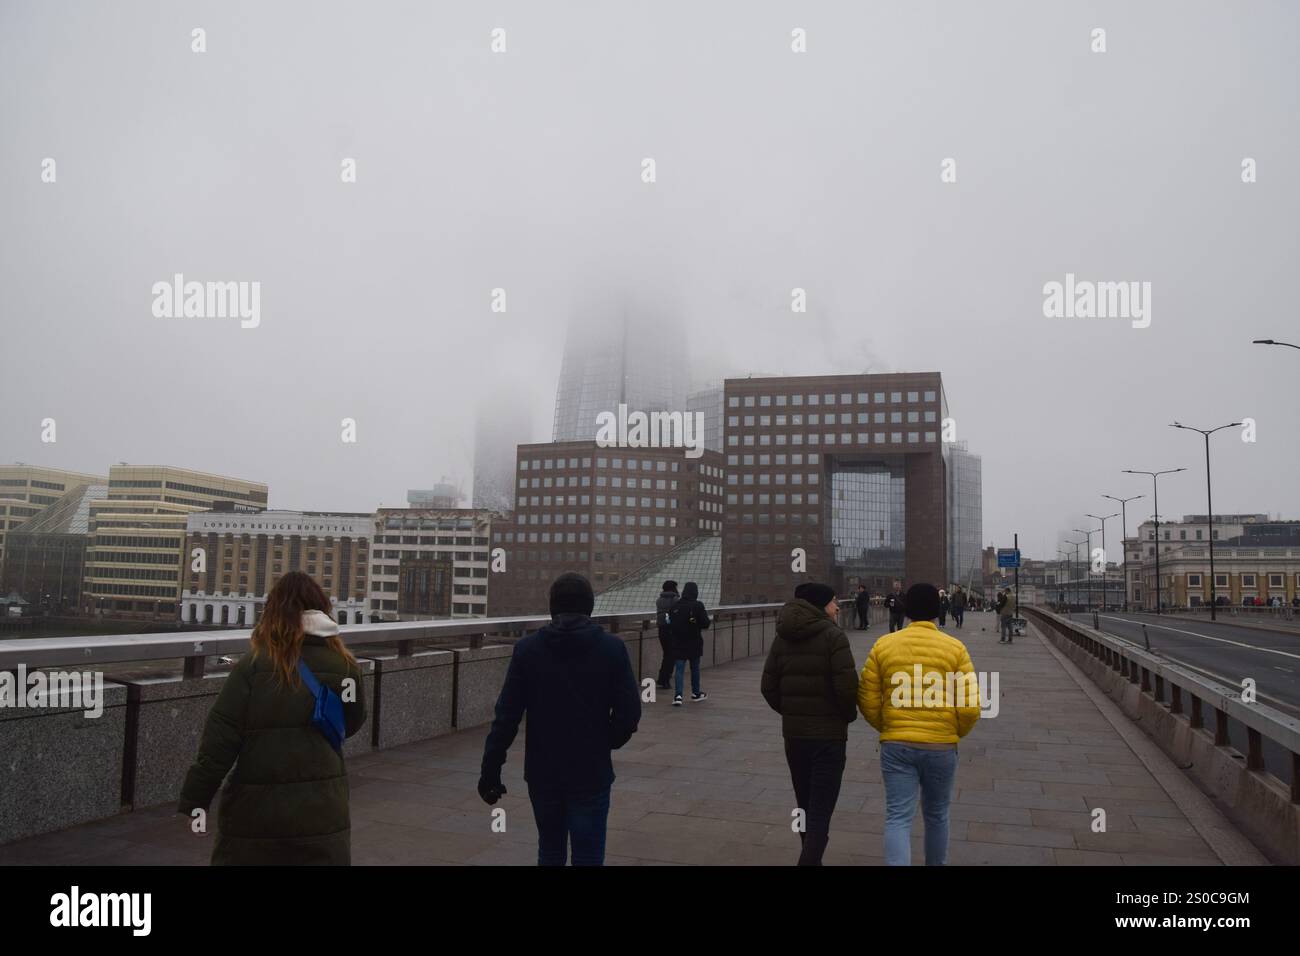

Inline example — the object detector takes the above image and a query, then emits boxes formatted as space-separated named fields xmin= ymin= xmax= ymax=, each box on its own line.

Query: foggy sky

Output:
xmin=2 ymin=0 xmax=1298 ymax=559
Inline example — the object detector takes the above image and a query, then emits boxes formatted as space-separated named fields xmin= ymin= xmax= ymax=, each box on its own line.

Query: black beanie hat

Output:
xmin=795 ymin=582 xmax=836 ymax=609
xmin=550 ymin=572 xmax=594 ymax=617
xmin=662 ymin=580 xmax=678 ymax=593
xmin=905 ymin=583 xmax=941 ymax=621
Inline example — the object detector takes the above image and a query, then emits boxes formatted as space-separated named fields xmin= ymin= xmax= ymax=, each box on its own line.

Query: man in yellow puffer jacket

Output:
xmin=859 ymin=582 xmax=980 ymax=865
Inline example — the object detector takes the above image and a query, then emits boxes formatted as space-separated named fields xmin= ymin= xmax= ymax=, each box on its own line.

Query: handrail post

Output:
xmin=1247 ymin=729 xmax=1265 ymax=771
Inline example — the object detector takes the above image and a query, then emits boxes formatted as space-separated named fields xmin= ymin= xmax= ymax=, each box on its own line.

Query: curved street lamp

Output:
xmin=1122 ymin=468 xmax=1186 ymax=614
xmin=1073 ymin=527 xmax=1102 ymax=610
xmin=1086 ymin=512 xmax=1120 ymax=611
xmin=1065 ymin=538 xmax=1086 ymax=609
xmin=1252 ymin=339 xmax=1300 ymax=350
xmin=1171 ymin=422 xmax=1241 ymax=621
xmin=1103 ymin=493 xmax=1144 ymax=611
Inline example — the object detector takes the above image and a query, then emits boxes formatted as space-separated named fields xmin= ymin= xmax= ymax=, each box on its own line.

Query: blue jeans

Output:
xmin=527 ymin=785 xmax=612 ymax=866
xmin=674 ymin=658 xmax=701 ymax=697
xmin=1000 ymin=616 xmax=1013 ymax=640
xmin=880 ymin=742 xmax=959 ymax=866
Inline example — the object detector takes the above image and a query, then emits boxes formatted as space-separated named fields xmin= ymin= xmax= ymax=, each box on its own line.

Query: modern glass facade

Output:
xmin=552 ymin=309 xmax=688 ymax=443
xmin=830 ymin=462 xmax=906 ymax=590
xmin=686 ymin=383 xmax=724 ymax=453
xmin=947 ymin=440 xmax=983 ymax=588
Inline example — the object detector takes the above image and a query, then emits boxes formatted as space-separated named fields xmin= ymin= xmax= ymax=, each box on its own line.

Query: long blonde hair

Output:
xmin=250 ymin=571 xmax=355 ymax=687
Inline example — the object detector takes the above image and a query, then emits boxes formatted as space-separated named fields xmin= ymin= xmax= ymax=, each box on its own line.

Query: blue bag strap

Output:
xmin=297 ymin=657 xmax=323 ymax=696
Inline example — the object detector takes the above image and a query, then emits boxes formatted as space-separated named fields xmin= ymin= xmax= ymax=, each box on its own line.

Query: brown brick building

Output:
xmin=488 ymin=440 xmax=724 ymax=615
xmin=721 ymin=373 xmax=950 ymax=603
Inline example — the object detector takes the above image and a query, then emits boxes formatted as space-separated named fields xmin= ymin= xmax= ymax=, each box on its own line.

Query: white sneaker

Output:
xmin=673 ymin=695 xmax=683 ymax=707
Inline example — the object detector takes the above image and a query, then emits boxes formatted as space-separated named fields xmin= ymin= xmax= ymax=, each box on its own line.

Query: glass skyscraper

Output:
xmin=947 ymin=440 xmax=983 ymax=588
xmin=551 ymin=300 xmax=688 ymax=443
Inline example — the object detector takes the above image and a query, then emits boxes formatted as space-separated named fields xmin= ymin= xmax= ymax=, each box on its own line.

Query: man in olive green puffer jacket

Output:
xmin=761 ymin=582 xmax=859 ymax=865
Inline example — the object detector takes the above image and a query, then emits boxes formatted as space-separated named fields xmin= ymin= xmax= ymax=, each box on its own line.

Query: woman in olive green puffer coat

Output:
xmin=178 ymin=572 xmax=367 ymax=865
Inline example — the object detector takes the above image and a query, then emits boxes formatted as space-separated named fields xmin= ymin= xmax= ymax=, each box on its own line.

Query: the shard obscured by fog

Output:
xmin=551 ymin=284 xmax=689 ymax=442
xmin=473 ymin=385 xmax=535 ymax=515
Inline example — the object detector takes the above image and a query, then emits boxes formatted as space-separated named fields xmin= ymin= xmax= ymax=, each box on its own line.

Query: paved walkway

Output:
xmin=0 ymin=616 xmax=1250 ymax=865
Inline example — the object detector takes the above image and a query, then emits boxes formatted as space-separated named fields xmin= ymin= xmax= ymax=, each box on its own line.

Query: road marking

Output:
xmin=1097 ymin=615 xmax=1300 ymax=663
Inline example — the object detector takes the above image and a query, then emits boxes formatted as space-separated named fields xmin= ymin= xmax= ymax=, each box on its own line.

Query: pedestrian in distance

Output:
xmin=178 ymin=571 xmax=367 ymax=865
xmin=938 ymin=589 xmax=950 ymax=627
xmin=885 ymin=581 xmax=906 ymax=633
xmin=855 ymin=583 xmax=872 ymax=630
xmin=859 ymin=583 xmax=981 ymax=866
xmin=478 ymin=572 xmax=641 ymax=866
xmin=997 ymin=589 xmax=1017 ymax=643
xmin=669 ymin=581 xmax=710 ymax=706
xmin=951 ymin=585 xmax=967 ymax=629
xmin=655 ymin=580 xmax=679 ymax=690
xmin=761 ymin=582 xmax=859 ymax=866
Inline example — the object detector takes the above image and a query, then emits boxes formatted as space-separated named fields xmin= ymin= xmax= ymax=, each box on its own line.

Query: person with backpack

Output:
xmin=761 ymin=582 xmax=859 ymax=865
xmin=654 ymin=580 xmax=679 ymax=690
xmin=859 ymin=583 xmax=981 ymax=866
xmin=669 ymin=581 xmax=710 ymax=706
xmin=178 ymin=571 xmax=367 ymax=865
xmin=478 ymin=572 xmax=641 ymax=866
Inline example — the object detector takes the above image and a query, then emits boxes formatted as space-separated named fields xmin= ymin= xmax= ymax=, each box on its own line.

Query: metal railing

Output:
xmin=1024 ymin=606 xmax=1300 ymax=803
xmin=0 ymin=604 xmax=783 ymax=676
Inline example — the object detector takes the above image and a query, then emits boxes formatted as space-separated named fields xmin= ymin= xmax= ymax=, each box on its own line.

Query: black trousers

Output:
xmin=889 ymin=612 xmax=905 ymax=633
xmin=784 ymin=737 xmax=848 ymax=866
xmin=656 ymin=632 xmax=674 ymax=686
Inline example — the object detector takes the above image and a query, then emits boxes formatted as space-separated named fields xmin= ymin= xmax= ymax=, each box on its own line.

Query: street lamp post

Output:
xmin=1056 ymin=549 xmax=1071 ymax=608
xmin=1171 ymin=422 xmax=1241 ymax=621
xmin=1074 ymin=527 xmax=1101 ymax=610
xmin=1086 ymin=512 xmax=1120 ymax=611
xmin=1252 ymin=339 xmax=1300 ymax=351
xmin=1103 ymin=493 xmax=1144 ymax=612
xmin=1122 ymin=468 xmax=1186 ymax=614
xmin=1065 ymin=537 xmax=1085 ymax=609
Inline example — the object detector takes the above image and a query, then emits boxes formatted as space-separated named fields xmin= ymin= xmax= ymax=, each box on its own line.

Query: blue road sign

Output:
xmin=997 ymin=548 xmax=1021 ymax=569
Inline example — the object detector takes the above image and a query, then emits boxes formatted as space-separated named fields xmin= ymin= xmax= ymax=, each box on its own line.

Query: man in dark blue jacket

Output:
xmin=478 ymin=572 xmax=641 ymax=866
